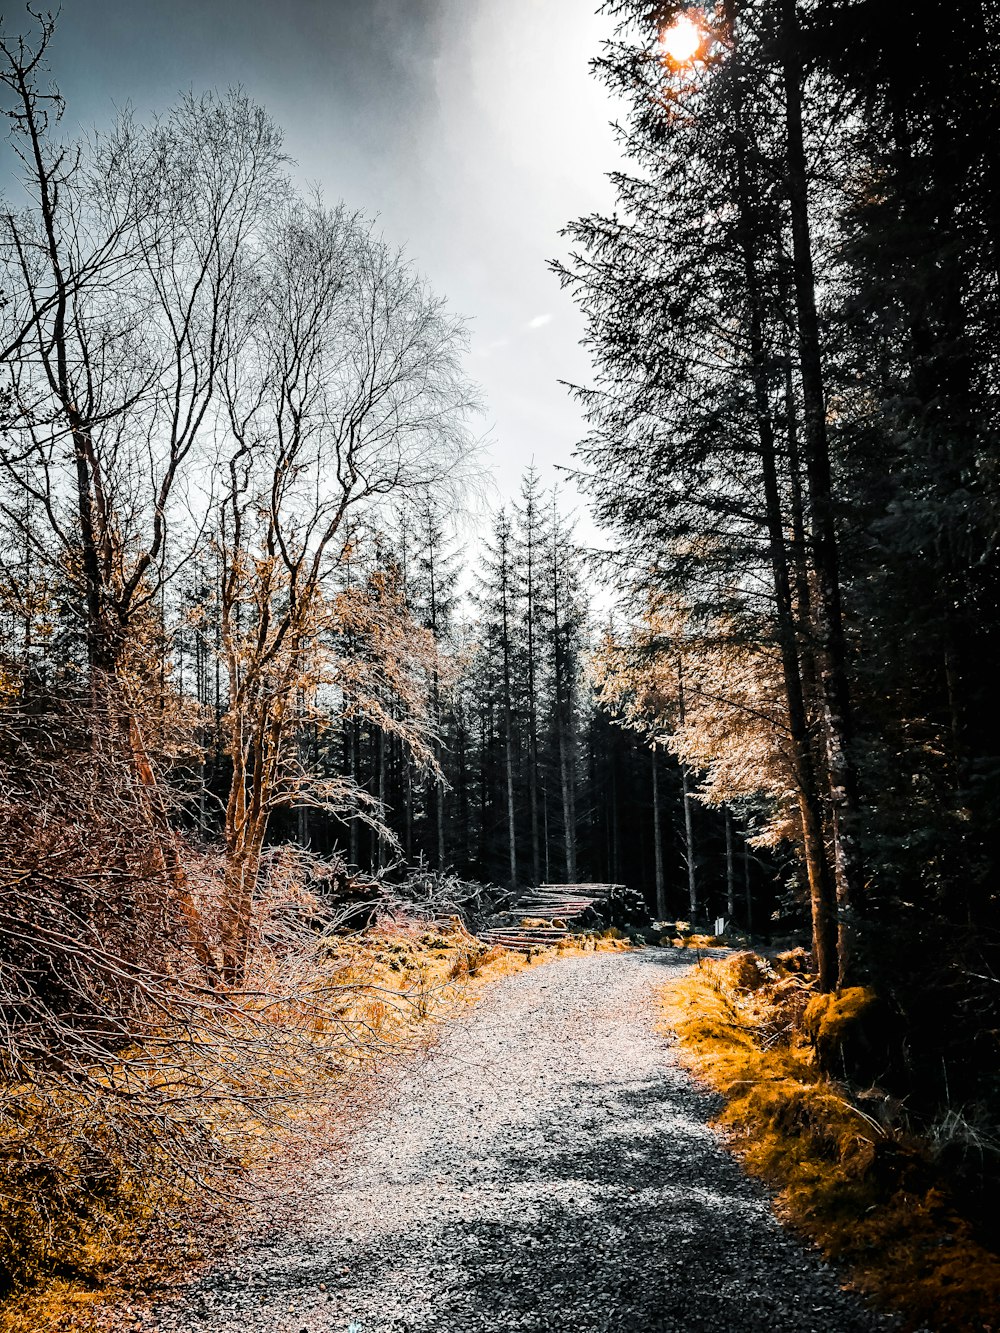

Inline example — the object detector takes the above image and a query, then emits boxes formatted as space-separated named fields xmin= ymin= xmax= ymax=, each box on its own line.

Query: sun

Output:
xmin=659 ymin=13 xmax=702 ymax=64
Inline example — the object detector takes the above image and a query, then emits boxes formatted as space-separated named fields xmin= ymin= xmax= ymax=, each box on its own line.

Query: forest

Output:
xmin=1 ymin=0 xmax=1000 ymax=1325
xmin=557 ymin=0 xmax=1000 ymax=1097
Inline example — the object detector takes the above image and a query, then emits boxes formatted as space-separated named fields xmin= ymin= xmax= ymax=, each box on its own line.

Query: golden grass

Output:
xmin=555 ymin=930 xmax=632 ymax=953
xmin=659 ymin=953 xmax=1000 ymax=1331
xmin=0 ymin=921 xmax=531 ymax=1333
xmin=655 ymin=920 xmax=729 ymax=949
xmin=665 ymin=932 xmax=725 ymax=949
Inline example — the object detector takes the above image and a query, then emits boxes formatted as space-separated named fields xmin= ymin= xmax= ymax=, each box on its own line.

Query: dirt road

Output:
xmin=148 ymin=949 xmax=892 ymax=1333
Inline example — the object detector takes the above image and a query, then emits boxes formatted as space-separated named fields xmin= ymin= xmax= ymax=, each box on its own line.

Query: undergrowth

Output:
xmin=657 ymin=920 xmax=729 ymax=950
xmin=660 ymin=952 xmax=1000 ymax=1331
xmin=0 ymin=920 xmax=527 ymax=1333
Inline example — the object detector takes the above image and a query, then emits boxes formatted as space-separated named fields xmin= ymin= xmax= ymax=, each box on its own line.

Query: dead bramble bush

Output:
xmin=0 ymin=696 xmax=522 ymax=1308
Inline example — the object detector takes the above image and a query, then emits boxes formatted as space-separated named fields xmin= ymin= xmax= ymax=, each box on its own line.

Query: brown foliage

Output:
xmin=592 ymin=597 xmax=800 ymax=846
xmin=0 ymin=683 xmax=493 ymax=1301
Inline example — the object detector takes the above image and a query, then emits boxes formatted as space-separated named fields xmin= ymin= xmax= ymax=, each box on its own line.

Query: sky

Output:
xmin=38 ymin=0 xmax=622 ymax=536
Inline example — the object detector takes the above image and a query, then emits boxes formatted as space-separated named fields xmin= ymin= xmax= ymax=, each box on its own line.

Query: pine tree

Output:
xmin=513 ymin=467 xmax=550 ymax=885
xmin=473 ymin=509 xmax=522 ymax=887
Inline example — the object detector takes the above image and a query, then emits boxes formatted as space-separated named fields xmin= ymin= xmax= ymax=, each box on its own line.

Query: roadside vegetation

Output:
xmin=563 ymin=9 xmax=1000 ymax=1313
xmin=0 ymin=906 xmax=533 ymax=1333
xmin=0 ymin=803 xmax=623 ymax=1333
xmin=660 ymin=953 xmax=1000 ymax=1331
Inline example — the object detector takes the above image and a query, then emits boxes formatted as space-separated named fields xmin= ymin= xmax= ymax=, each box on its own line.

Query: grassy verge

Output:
xmin=0 ymin=921 xmax=531 ymax=1333
xmin=659 ymin=952 xmax=1000 ymax=1332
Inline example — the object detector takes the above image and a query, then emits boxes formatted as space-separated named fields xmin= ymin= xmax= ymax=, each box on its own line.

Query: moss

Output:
xmin=803 ymin=986 xmax=877 ymax=1049
xmin=659 ymin=957 xmax=1000 ymax=1331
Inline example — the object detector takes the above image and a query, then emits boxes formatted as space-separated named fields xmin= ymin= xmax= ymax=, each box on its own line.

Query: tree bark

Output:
xmin=652 ymin=747 xmax=667 ymax=919
xmin=729 ymin=47 xmax=840 ymax=989
xmin=543 ymin=785 xmax=551 ymax=883
xmin=781 ymin=0 xmax=864 ymax=978
xmin=348 ymin=719 xmax=360 ymax=866
xmin=558 ymin=707 xmax=577 ymax=884
xmin=526 ymin=531 xmax=541 ymax=886
xmin=677 ymin=660 xmax=698 ymax=923
xmin=552 ymin=519 xmax=576 ymax=883
xmin=500 ymin=544 xmax=518 ymax=889
xmin=377 ymin=727 xmax=388 ymax=872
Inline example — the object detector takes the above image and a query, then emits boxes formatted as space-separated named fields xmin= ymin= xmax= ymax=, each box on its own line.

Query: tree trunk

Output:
xmin=405 ymin=763 xmax=414 ymax=861
xmin=558 ymin=708 xmax=577 ymax=883
xmin=652 ymin=747 xmax=666 ymax=919
xmin=725 ymin=807 xmax=736 ymax=921
xmin=436 ymin=771 xmax=446 ymax=871
xmin=677 ymin=660 xmax=698 ymax=923
xmin=221 ymin=827 xmax=266 ymax=988
xmin=552 ymin=522 xmax=576 ymax=883
xmin=348 ymin=719 xmax=360 ymax=866
xmin=505 ymin=725 xmax=517 ymax=889
xmin=500 ymin=550 xmax=518 ymax=889
xmin=377 ymin=727 xmax=388 ymax=872
xmin=729 ymin=55 xmax=839 ymax=989
xmin=456 ymin=721 xmax=470 ymax=866
xmin=610 ymin=748 xmax=620 ymax=883
xmin=519 ymin=476 xmax=543 ymax=885
xmin=127 ymin=702 xmax=217 ymax=978
xmin=220 ymin=687 xmax=285 ymax=986
xmin=527 ymin=578 xmax=541 ymax=886
xmin=681 ymin=765 xmax=697 ymax=922
xmin=543 ymin=786 xmax=551 ymax=883
xmin=478 ymin=710 xmax=488 ymax=871
xmin=296 ymin=688 xmax=310 ymax=847
xmin=781 ymin=0 xmax=863 ymax=977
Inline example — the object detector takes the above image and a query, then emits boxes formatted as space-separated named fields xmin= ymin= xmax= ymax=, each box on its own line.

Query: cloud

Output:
xmin=472 ymin=335 xmax=510 ymax=360
xmin=526 ymin=313 xmax=553 ymax=329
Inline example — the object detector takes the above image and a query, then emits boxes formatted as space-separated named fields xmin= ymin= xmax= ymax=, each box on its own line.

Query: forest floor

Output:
xmin=93 ymin=948 xmax=895 ymax=1333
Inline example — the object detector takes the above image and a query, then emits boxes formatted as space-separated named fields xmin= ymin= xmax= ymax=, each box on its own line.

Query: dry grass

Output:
xmin=0 ymin=918 xmax=627 ymax=1332
xmin=555 ymin=929 xmax=632 ymax=953
xmin=664 ymin=932 xmax=726 ymax=949
xmin=0 ymin=920 xmax=530 ymax=1333
xmin=659 ymin=953 xmax=1000 ymax=1332
xmin=656 ymin=920 xmax=728 ymax=949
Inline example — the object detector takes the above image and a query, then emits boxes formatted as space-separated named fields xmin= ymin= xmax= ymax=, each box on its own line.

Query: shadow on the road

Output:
xmin=630 ymin=945 xmax=732 ymax=969
xmin=333 ymin=1069 xmax=885 ymax=1333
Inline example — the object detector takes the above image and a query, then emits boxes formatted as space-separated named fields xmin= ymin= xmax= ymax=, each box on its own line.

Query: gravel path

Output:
xmin=149 ymin=949 xmax=892 ymax=1333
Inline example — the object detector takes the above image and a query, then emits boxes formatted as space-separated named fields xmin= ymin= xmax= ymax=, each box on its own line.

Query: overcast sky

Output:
xmin=41 ymin=0 xmax=621 ymax=532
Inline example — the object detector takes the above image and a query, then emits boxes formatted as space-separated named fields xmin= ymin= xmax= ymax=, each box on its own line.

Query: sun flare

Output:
xmin=660 ymin=12 xmax=702 ymax=64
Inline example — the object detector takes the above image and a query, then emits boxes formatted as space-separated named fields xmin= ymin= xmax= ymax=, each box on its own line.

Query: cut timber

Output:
xmin=477 ymin=883 xmax=628 ymax=953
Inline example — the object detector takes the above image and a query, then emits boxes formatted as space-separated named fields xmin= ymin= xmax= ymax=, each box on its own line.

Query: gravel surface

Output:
xmin=147 ymin=948 xmax=893 ymax=1333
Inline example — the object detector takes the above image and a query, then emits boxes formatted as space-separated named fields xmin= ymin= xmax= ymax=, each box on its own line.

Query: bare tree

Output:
xmin=216 ymin=200 xmax=479 ymax=983
xmin=0 ymin=21 xmax=284 ymax=677
xmin=0 ymin=25 xmax=286 ymax=969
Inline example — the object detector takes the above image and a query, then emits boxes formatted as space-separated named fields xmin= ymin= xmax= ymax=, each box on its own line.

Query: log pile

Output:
xmin=478 ymin=883 xmax=629 ymax=952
